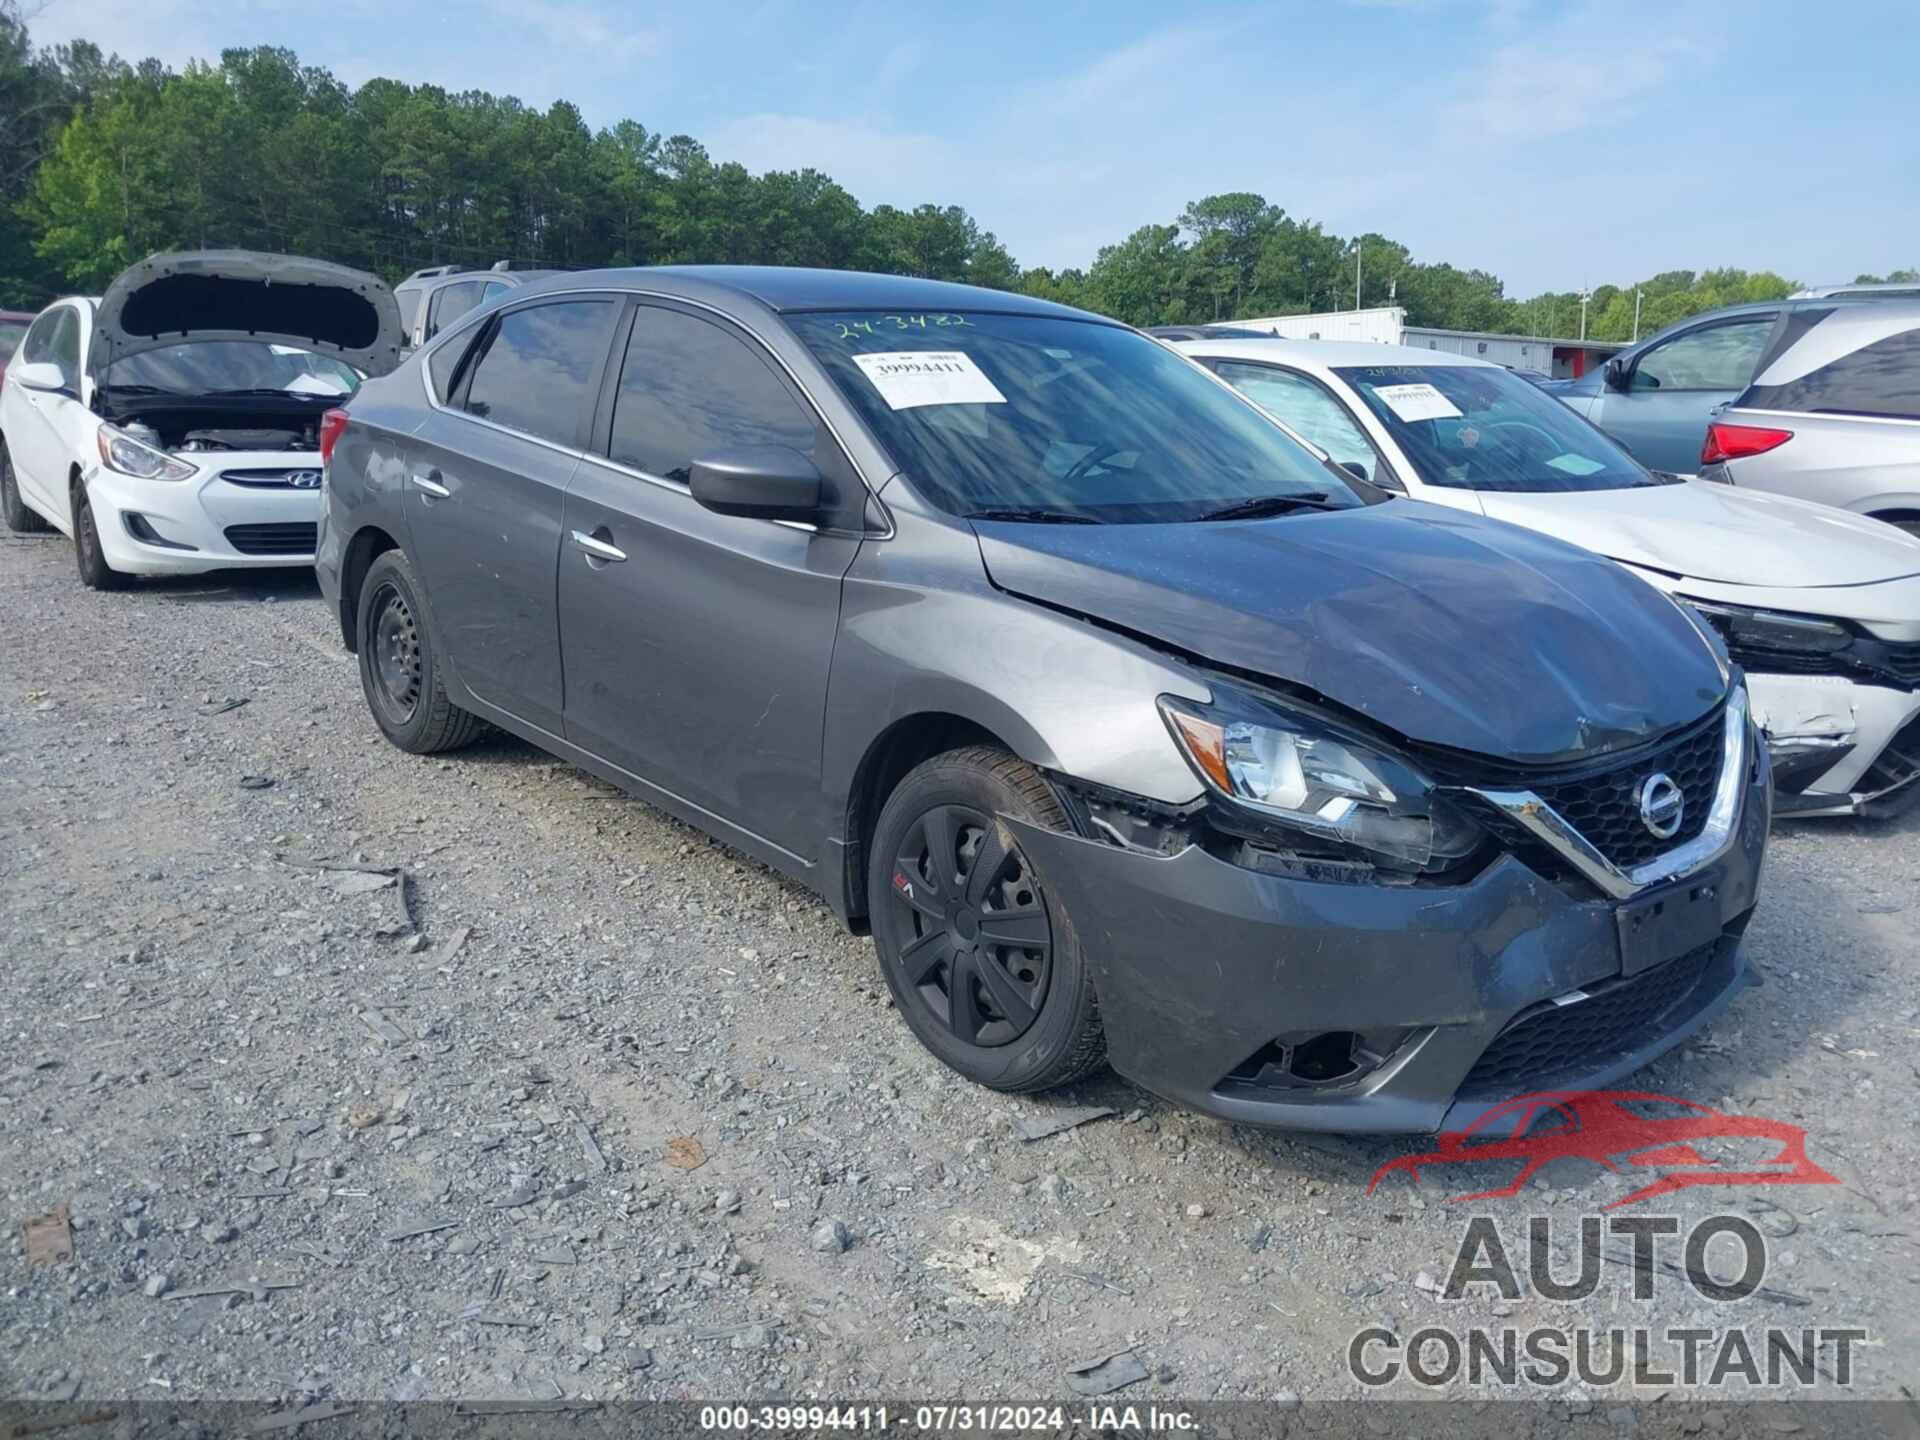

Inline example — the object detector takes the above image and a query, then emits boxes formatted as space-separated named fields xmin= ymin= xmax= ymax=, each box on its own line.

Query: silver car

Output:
xmin=1699 ymin=301 xmax=1920 ymax=537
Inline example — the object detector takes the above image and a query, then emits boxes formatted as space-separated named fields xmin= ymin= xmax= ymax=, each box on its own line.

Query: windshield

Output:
xmin=788 ymin=311 xmax=1369 ymax=523
xmin=101 ymin=341 xmax=361 ymax=399
xmin=1336 ymin=363 xmax=1666 ymax=492
xmin=0 ymin=320 xmax=27 ymax=362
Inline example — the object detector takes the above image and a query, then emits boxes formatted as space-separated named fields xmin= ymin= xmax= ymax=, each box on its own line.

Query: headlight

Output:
xmin=1684 ymin=599 xmax=1850 ymax=657
xmin=1160 ymin=691 xmax=1484 ymax=872
xmin=97 ymin=424 xmax=197 ymax=482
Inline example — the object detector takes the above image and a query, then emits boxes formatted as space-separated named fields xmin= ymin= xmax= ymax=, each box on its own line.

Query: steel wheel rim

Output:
xmin=370 ymin=581 xmax=423 ymax=719
xmin=887 ymin=802 xmax=1053 ymax=1048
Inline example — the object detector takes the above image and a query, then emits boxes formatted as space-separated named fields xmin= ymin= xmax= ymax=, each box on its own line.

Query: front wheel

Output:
xmin=354 ymin=548 xmax=484 ymax=753
xmin=868 ymin=745 xmax=1105 ymax=1093
xmin=72 ymin=478 xmax=129 ymax=590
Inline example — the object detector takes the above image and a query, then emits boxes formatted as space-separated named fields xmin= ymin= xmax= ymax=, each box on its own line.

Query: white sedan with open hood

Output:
xmin=1175 ymin=337 xmax=1920 ymax=818
xmin=0 ymin=250 xmax=401 ymax=587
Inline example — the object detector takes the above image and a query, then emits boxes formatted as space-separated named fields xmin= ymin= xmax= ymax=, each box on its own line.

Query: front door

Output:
xmin=7 ymin=305 xmax=85 ymax=523
xmin=558 ymin=301 xmax=862 ymax=861
xmin=1588 ymin=315 xmax=1776 ymax=475
xmin=403 ymin=294 xmax=621 ymax=733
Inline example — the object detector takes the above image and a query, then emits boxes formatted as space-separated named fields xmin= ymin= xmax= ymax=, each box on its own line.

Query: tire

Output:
xmin=354 ymin=548 xmax=485 ymax=754
xmin=1 ymin=439 xmax=51 ymax=533
xmin=868 ymin=745 xmax=1105 ymax=1093
xmin=72 ymin=476 xmax=130 ymax=590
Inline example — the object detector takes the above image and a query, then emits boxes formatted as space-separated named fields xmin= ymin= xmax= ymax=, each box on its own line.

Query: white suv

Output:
xmin=0 ymin=250 xmax=400 ymax=588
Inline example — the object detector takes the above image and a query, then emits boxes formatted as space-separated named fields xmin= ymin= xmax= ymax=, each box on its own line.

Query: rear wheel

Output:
xmin=868 ymin=746 xmax=1105 ymax=1093
xmin=1 ymin=439 xmax=51 ymax=533
xmin=354 ymin=548 xmax=484 ymax=753
xmin=72 ymin=476 xmax=129 ymax=590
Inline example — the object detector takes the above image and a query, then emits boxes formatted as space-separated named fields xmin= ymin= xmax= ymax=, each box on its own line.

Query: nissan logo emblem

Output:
xmin=1638 ymin=773 xmax=1684 ymax=840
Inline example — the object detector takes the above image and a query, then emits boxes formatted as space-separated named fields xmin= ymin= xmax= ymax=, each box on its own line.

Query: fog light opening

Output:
xmin=123 ymin=511 xmax=198 ymax=551
xmin=1289 ymin=1031 xmax=1363 ymax=1083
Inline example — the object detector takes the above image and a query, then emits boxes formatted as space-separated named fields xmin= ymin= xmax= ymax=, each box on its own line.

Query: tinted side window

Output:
xmin=461 ymin=299 xmax=618 ymax=447
xmin=608 ymin=307 xmax=816 ymax=484
xmin=429 ymin=282 xmax=483 ymax=337
xmin=428 ymin=327 xmax=477 ymax=403
xmin=1742 ymin=325 xmax=1920 ymax=420
xmin=1633 ymin=320 xmax=1771 ymax=391
xmin=1214 ymin=362 xmax=1388 ymax=485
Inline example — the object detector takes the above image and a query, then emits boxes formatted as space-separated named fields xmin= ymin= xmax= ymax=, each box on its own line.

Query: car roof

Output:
xmin=1171 ymin=336 xmax=1494 ymax=371
xmin=510 ymin=265 xmax=1110 ymax=323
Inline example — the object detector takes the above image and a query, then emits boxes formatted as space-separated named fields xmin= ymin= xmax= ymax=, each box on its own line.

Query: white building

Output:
xmin=1231 ymin=306 xmax=1622 ymax=379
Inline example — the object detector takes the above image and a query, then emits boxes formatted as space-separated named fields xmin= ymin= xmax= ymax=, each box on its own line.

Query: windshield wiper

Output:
xmin=99 ymin=383 xmax=168 ymax=394
xmin=966 ymin=508 xmax=1106 ymax=525
xmin=1194 ymin=493 xmax=1335 ymax=522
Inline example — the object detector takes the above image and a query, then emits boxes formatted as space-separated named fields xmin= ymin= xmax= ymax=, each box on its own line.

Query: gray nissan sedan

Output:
xmin=316 ymin=267 xmax=1771 ymax=1134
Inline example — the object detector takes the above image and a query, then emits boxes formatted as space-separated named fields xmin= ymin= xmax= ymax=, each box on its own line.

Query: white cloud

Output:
xmin=1442 ymin=4 xmax=1710 ymax=139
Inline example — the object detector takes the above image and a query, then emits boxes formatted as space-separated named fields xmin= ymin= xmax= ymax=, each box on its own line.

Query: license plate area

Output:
xmin=1616 ymin=870 xmax=1724 ymax=977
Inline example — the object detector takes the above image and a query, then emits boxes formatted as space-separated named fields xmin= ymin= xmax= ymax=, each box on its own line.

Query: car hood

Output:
xmin=1476 ymin=480 xmax=1920 ymax=588
xmin=973 ymin=502 xmax=1727 ymax=765
xmin=89 ymin=250 xmax=404 ymax=381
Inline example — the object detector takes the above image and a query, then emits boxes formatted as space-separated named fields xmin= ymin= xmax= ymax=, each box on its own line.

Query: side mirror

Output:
xmin=689 ymin=446 xmax=823 ymax=523
xmin=1337 ymin=460 xmax=1370 ymax=483
xmin=1603 ymin=357 xmax=1631 ymax=393
xmin=11 ymin=361 xmax=71 ymax=396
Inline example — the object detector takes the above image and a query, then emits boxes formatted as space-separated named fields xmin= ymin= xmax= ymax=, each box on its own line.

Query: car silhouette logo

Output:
xmin=1638 ymin=773 xmax=1684 ymax=839
xmin=1368 ymin=1090 xmax=1840 ymax=1210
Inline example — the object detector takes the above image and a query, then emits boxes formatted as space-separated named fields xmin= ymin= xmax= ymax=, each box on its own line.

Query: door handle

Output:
xmin=570 ymin=529 xmax=627 ymax=564
xmin=411 ymin=472 xmax=451 ymax=499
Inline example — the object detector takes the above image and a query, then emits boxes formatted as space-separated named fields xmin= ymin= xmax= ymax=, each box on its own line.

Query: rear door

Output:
xmin=1588 ymin=313 xmax=1776 ymax=474
xmin=557 ymin=300 xmax=863 ymax=860
xmin=403 ymin=293 xmax=622 ymax=732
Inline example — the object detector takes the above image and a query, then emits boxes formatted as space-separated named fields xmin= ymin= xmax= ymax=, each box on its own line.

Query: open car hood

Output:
xmin=1476 ymin=480 xmax=1920 ymax=589
xmin=974 ymin=502 xmax=1727 ymax=765
xmin=88 ymin=251 xmax=404 ymax=381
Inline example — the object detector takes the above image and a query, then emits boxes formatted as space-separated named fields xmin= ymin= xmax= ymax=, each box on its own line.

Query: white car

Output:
xmin=0 ymin=250 xmax=401 ymax=588
xmin=1175 ymin=337 xmax=1920 ymax=818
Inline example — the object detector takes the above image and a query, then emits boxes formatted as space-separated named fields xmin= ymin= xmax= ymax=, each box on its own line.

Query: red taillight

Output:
xmin=318 ymin=408 xmax=350 ymax=465
xmin=1701 ymin=422 xmax=1792 ymax=466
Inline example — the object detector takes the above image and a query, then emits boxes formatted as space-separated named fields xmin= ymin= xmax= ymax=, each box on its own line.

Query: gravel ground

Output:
xmin=3 ymin=526 xmax=1918 ymax=1413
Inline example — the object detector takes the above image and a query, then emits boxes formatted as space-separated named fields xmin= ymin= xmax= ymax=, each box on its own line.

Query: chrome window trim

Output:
xmin=415 ymin=282 xmax=889 ymax=532
xmin=1466 ymin=685 xmax=1750 ymax=902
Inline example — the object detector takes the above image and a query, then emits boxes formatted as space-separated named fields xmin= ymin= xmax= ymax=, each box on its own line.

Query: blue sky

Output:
xmin=29 ymin=0 xmax=1920 ymax=296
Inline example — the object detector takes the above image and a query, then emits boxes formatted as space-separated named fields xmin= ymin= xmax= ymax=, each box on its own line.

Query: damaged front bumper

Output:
xmin=1006 ymin=712 xmax=1772 ymax=1135
xmin=1750 ymin=672 xmax=1920 ymax=818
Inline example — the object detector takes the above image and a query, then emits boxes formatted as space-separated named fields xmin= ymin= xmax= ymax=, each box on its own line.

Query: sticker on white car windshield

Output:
xmin=1546 ymin=452 xmax=1607 ymax=476
xmin=853 ymin=351 xmax=1007 ymax=410
xmin=1373 ymin=382 xmax=1462 ymax=423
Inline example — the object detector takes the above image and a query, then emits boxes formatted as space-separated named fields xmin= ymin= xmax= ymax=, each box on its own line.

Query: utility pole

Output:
xmin=1632 ymin=288 xmax=1643 ymax=342
xmin=1578 ymin=288 xmax=1591 ymax=341
xmin=1355 ymin=241 xmax=1362 ymax=312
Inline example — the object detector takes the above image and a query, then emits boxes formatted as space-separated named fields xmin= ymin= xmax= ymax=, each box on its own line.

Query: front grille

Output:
xmin=221 ymin=467 xmax=324 ymax=490
xmin=1457 ymin=939 xmax=1721 ymax=1099
xmin=224 ymin=522 xmax=317 ymax=556
xmin=1524 ymin=712 xmax=1723 ymax=872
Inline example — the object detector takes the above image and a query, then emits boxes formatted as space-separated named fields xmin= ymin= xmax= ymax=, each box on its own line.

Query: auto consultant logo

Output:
xmin=1355 ymin=1091 xmax=1861 ymax=1396
xmin=1367 ymin=1090 xmax=1840 ymax=1210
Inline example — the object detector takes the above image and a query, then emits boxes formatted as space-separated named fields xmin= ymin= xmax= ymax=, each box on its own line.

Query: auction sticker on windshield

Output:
xmin=1374 ymin=382 xmax=1463 ymax=422
xmin=853 ymin=351 xmax=1007 ymax=410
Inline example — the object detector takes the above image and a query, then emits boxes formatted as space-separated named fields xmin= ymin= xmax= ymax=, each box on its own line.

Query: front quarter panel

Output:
xmin=824 ymin=484 xmax=1210 ymax=809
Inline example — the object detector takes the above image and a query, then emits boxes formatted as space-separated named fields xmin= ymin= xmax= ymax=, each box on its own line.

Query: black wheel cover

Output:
xmin=882 ymin=803 xmax=1054 ymax=1048
xmin=367 ymin=579 xmax=423 ymax=722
